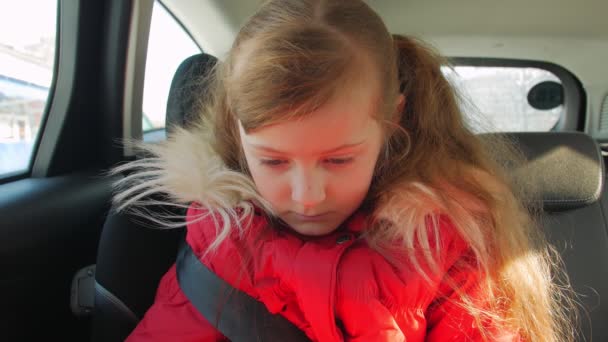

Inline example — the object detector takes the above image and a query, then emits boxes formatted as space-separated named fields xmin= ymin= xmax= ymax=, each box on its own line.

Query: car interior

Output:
xmin=0 ymin=0 xmax=607 ymax=341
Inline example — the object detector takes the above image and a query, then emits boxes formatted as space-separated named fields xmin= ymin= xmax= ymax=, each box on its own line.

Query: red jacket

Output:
xmin=127 ymin=205 xmax=519 ymax=341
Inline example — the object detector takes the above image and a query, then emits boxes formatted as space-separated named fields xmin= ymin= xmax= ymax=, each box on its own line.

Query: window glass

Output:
xmin=142 ymin=1 xmax=201 ymax=132
xmin=443 ymin=66 xmax=564 ymax=133
xmin=0 ymin=1 xmax=57 ymax=177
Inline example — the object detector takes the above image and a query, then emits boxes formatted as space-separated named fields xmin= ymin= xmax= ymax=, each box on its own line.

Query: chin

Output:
xmin=285 ymin=220 xmax=340 ymax=237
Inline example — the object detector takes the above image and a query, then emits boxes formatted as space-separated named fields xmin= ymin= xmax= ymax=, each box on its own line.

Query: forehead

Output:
xmin=240 ymin=81 xmax=380 ymax=155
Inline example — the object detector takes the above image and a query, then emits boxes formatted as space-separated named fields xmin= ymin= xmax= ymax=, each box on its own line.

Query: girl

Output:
xmin=114 ymin=0 xmax=576 ymax=340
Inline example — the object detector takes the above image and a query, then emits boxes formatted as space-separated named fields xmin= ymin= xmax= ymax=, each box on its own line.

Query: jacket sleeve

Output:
xmin=125 ymin=264 xmax=228 ymax=342
xmin=425 ymin=259 xmax=484 ymax=341
xmin=423 ymin=218 xmax=522 ymax=342
xmin=425 ymin=255 xmax=522 ymax=342
xmin=336 ymin=215 xmax=522 ymax=341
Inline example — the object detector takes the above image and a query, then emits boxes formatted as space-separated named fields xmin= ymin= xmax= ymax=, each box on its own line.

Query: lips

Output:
xmin=292 ymin=212 xmax=329 ymax=222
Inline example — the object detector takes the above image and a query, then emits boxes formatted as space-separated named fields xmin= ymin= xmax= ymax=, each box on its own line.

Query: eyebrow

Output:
xmin=249 ymin=141 xmax=366 ymax=155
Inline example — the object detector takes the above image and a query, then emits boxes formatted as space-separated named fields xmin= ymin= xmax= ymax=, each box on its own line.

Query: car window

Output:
xmin=0 ymin=1 xmax=57 ymax=178
xmin=444 ymin=66 xmax=565 ymax=133
xmin=142 ymin=1 xmax=201 ymax=133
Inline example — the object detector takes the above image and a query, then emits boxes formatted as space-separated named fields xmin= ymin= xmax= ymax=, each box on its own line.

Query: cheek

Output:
xmin=245 ymin=158 xmax=288 ymax=205
xmin=329 ymin=157 xmax=379 ymax=202
xmin=353 ymin=166 xmax=376 ymax=191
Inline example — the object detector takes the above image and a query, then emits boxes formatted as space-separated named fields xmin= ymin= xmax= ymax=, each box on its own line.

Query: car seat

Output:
xmin=89 ymin=53 xmax=608 ymax=341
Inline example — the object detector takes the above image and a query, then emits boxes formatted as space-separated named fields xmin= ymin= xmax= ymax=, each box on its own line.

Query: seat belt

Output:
xmin=176 ymin=240 xmax=311 ymax=342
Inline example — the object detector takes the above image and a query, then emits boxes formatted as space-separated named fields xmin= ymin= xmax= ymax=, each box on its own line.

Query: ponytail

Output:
xmin=395 ymin=35 xmax=476 ymax=174
xmin=370 ymin=35 xmax=479 ymax=199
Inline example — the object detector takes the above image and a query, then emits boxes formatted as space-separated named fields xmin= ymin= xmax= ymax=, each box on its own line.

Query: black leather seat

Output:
xmin=90 ymin=53 xmax=608 ymax=341
xmin=508 ymin=132 xmax=608 ymax=341
xmin=91 ymin=53 xmax=218 ymax=342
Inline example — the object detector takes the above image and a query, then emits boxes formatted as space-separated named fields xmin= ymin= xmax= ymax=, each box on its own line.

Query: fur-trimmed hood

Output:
xmin=110 ymin=122 xmax=470 ymax=250
xmin=110 ymin=122 xmax=479 ymax=266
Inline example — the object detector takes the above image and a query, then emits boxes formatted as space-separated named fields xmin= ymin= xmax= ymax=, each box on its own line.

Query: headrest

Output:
xmin=165 ymin=53 xmax=218 ymax=133
xmin=502 ymin=132 xmax=604 ymax=212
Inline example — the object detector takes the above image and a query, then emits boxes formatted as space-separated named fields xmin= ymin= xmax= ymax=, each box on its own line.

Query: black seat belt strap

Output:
xmin=176 ymin=240 xmax=311 ymax=342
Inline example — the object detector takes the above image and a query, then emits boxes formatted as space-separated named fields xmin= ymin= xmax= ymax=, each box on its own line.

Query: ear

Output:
xmin=394 ymin=94 xmax=406 ymax=122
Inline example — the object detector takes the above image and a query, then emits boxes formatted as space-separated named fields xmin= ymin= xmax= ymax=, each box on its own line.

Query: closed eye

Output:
xmin=259 ymin=157 xmax=354 ymax=168
xmin=325 ymin=157 xmax=354 ymax=165
xmin=259 ymin=159 xmax=287 ymax=166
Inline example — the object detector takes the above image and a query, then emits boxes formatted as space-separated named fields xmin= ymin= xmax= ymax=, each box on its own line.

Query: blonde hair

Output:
xmin=112 ymin=0 xmax=578 ymax=340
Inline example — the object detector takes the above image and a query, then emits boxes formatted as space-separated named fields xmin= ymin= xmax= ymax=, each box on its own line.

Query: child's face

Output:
xmin=239 ymin=83 xmax=384 ymax=236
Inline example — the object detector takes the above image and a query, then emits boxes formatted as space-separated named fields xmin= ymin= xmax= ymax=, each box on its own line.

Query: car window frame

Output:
xmin=141 ymin=0 xmax=202 ymax=143
xmin=0 ymin=1 xmax=61 ymax=183
xmin=448 ymin=57 xmax=585 ymax=132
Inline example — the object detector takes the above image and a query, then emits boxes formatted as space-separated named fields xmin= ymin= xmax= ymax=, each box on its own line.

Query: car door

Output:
xmin=0 ymin=0 xmax=202 ymax=339
xmin=0 ymin=1 xmax=133 ymax=340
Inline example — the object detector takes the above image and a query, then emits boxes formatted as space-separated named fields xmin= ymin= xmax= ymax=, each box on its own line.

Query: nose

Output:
xmin=291 ymin=166 xmax=326 ymax=208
